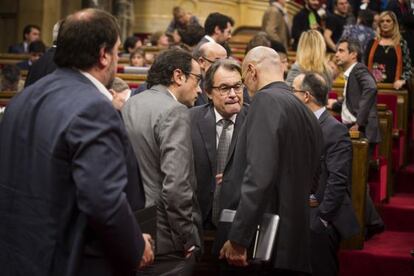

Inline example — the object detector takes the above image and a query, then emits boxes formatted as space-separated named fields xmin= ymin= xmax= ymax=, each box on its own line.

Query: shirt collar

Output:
xmin=167 ymin=88 xmax=178 ymax=102
xmin=214 ymin=108 xmax=237 ymax=125
xmin=313 ymin=106 xmax=326 ymax=119
xmin=204 ymin=35 xmax=215 ymax=42
xmin=344 ymin=62 xmax=357 ymax=79
xmin=79 ymin=71 xmax=113 ymax=101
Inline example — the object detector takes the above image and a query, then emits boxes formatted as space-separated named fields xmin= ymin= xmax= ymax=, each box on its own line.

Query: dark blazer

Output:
xmin=216 ymin=82 xmax=323 ymax=273
xmin=0 ymin=68 xmax=145 ymax=276
xmin=333 ymin=62 xmax=381 ymax=143
xmin=189 ymin=103 xmax=248 ymax=227
xmin=16 ymin=60 xmax=31 ymax=71
xmin=313 ymin=110 xmax=359 ymax=239
xmin=8 ymin=42 xmax=26 ymax=53
xmin=291 ymin=8 xmax=322 ymax=50
xmin=25 ymin=46 xmax=57 ymax=87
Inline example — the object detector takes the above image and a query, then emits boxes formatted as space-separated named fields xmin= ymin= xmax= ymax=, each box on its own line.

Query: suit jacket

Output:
xmin=25 ymin=46 xmax=57 ymax=87
xmin=291 ymin=8 xmax=322 ymax=50
xmin=217 ymin=82 xmax=323 ymax=273
xmin=262 ymin=4 xmax=290 ymax=50
xmin=0 ymin=68 xmax=145 ymax=276
xmin=333 ymin=62 xmax=381 ymax=143
xmin=16 ymin=60 xmax=31 ymax=71
xmin=189 ymin=103 xmax=248 ymax=227
xmin=8 ymin=42 xmax=26 ymax=53
xmin=313 ymin=110 xmax=359 ymax=239
xmin=122 ymin=84 xmax=202 ymax=255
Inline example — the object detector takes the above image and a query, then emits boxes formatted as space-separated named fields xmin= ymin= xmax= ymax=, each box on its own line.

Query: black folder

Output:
xmin=134 ymin=205 xmax=157 ymax=243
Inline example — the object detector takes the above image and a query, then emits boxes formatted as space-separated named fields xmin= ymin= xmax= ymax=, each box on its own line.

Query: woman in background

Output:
xmin=365 ymin=11 xmax=412 ymax=89
xmin=286 ymin=30 xmax=333 ymax=89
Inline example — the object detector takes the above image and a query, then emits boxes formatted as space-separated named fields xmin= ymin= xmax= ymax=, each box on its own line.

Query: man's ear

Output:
xmin=99 ymin=47 xmax=109 ymax=68
xmin=214 ymin=25 xmax=221 ymax=35
xmin=172 ymin=69 xmax=184 ymax=86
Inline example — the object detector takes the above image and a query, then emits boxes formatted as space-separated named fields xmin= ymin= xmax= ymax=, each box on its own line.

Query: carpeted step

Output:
xmin=395 ymin=164 xmax=414 ymax=193
xmin=380 ymin=193 xmax=414 ymax=232
xmin=339 ymin=231 xmax=414 ymax=276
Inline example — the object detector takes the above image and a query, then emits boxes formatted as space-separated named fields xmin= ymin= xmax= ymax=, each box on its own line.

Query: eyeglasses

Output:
xmin=291 ymin=87 xmax=308 ymax=94
xmin=212 ymin=82 xmax=244 ymax=96
xmin=185 ymin=72 xmax=202 ymax=85
xmin=201 ymin=56 xmax=215 ymax=64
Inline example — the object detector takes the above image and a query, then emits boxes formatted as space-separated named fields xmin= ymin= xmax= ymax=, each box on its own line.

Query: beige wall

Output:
xmin=1 ymin=0 xmax=267 ymax=52
xmin=133 ymin=0 xmax=268 ymax=34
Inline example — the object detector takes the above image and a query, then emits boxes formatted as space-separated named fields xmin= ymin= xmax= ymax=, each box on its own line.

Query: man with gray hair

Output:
xmin=219 ymin=47 xmax=322 ymax=275
xmin=190 ymin=59 xmax=248 ymax=233
xmin=292 ymin=72 xmax=359 ymax=276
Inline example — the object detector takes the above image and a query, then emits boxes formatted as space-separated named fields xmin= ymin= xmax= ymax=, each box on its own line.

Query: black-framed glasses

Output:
xmin=291 ymin=87 xmax=308 ymax=94
xmin=201 ymin=56 xmax=215 ymax=64
xmin=212 ymin=82 xmax=244 ymax=96
xmin=185 ymin=72 xmax=202 ymax=85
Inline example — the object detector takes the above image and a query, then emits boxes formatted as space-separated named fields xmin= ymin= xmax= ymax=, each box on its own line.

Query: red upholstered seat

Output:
xmin=377 ymin=93 xmax=405 ymax=171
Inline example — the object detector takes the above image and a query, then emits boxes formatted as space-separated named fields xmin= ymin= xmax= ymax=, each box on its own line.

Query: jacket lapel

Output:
xmin=198 ymin=105 xmax=217 ymax=175
xmin=224 ymin=106 xmax=247 ymax=170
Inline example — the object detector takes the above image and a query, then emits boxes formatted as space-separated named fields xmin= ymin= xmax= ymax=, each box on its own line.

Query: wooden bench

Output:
xmin=0 ymin=91 xmax=19 ymax=107
xmin=0 ymin=53 xmax=29 ymax=66
xmin=342 ymin=131 xmax=369 ymax=249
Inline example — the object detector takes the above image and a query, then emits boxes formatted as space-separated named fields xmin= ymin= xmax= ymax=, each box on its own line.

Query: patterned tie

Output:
xmin=212 ymin=119 xmax=232 ymax=225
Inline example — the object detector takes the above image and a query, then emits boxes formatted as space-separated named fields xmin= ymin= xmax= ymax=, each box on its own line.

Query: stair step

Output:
xmin=395 ymin=164 xmax=414 ymax=194
xmin=339 ymin=231 xmax=414 ymax=276
xmin=380 ymin=193 xmax=414 ymax=232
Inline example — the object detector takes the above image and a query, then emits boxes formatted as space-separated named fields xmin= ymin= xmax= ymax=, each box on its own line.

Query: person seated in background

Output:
xmin=144 ymin=52 xmax=155 ymax=67
xmin=8 ymin=24 xmax=41 ymax=53
xmin=0 ymin=65 xmax=23 ymax=92
xmin=365 ymin=11 xmax=412 ymax=90
xmin=166 ymin=6 xmax=201 ymax=34
xmin=123 ymin=35 xmax=142 ymax=55
xmin=16 ymin=40 xmax=46 ymax=71
xmin=129 ymin=48 xmax=146 ymax=67
xmin=150 ymin=31 xmax=170 ymax=48
xmin=109 ymin=77 xmax=132 ymax=110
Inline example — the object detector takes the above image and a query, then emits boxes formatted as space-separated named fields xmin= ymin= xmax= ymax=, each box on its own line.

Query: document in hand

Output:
xmin=134 ymin=205 xmax=157 ymax=243
xmin=219 ymin=209 xmax=280 ymax=262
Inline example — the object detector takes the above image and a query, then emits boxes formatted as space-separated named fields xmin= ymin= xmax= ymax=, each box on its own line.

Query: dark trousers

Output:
xmin=310 ymin=219 xmax=341 ymax=276
xmin=137 ymin=252 xmax=195 ymax=276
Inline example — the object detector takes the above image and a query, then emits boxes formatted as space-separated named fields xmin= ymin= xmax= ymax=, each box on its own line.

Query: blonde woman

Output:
xmin=286 ymin=30 xmax=333 ymax=89
xmin=365 ymin=11 xmax=412 ymax=90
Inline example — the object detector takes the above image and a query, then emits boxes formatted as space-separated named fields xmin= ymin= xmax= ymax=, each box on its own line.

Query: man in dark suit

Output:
xmin=329 ymin=37 xmax=384 ymax=239
xmin=8 ymin=24 xmax=41 ymax=53
xmin=16 ymin=40 xmax=46 ymax=71
xmin=0 ymin=9 xmax=153 ymax=276
xmin=193 ymin=12 xmax=234 ymax=57
xmin=25 ymin=20 xmax=62 ymax=87
xmin=190 ymin=59 xmax=248 ymax=231
xmin=219 ymin=46 xmax=322 ymax=275
xmin=292 ymin=72 xmax=359 ymax=276
xmin=291 ymin=0 xmax=322 ymax=50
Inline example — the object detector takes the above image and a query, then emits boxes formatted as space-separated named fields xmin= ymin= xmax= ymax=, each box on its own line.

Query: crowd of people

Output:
xmin=0 ymin=1 xmax=413 ymax=276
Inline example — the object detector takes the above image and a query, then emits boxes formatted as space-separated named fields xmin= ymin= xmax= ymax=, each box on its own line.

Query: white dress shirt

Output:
xmin=341 ymin=62 xmax=357 ymax=124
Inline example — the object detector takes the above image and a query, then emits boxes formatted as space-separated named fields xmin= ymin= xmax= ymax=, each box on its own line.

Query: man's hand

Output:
xmin=393 ymin=79 xmax=405 ymax=90
xmin=215 ymin=173 xmax=223 ymax=185
xmin=326 ymin=98 xmax=337 ymax=110
xmin=350 ymin=123 xmax=359 ymax=131
xmin=184 ymin=245 xmax=195 ymax=259
xmin=138 ymin=234 xmax=154 ymax=269
xmin=110 ymin=88 xmax=130 ymax=110
xmin=219 ymin=240 xmax=248 ymax=267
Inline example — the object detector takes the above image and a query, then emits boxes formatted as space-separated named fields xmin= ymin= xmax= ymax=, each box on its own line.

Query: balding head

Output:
xmin=197 ymin=42 xmax=227 ymax=76
xmin=242 ymin=46 xmax=284 ymax=96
